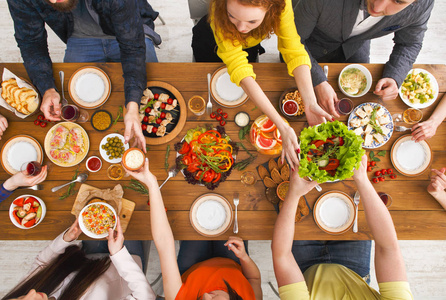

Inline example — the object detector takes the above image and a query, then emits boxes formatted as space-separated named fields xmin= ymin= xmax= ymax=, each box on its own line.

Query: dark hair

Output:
xmin=2 ymin=245 xmax=111 ymax=300
xmin=197 ymin=280 xmax=244 ymax=300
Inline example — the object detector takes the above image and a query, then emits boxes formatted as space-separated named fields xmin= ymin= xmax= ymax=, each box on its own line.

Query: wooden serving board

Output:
xmin=70 ymin=183 xmax=135 ymax=233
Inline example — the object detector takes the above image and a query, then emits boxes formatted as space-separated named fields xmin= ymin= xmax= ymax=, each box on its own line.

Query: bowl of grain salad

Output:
xmin=91 ymin=110 xmax=113 ymax=132
xmin=79 ymin=202 xmax=117 ymax=239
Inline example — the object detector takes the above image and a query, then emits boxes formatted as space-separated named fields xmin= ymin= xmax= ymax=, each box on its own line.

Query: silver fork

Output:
xmin=324 ymin=65 xmax=329 ymax=78
xmin=206 ymin=73 xmax=213 ymax=114
xmin=353 ymin=191 xmax=360 ymax=233
xmin=59 ymin=71 xmax=68 ymax=107
xmin=395 ymin=125 xmax=412 ymax=132
xmin=17 ymin=185 xmax=43 ymax=191
xmin=233 ymin=192 xmax=239 ymax=234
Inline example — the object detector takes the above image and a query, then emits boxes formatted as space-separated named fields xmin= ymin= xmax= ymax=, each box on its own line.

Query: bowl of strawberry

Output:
xmin=175 ymin=126 xmax=238 ymax=190
xmin=9 ymin=195 xmax=46 ymax=229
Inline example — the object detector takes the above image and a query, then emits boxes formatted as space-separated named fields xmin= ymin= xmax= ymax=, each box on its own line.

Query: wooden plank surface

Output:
xmin=0 ymin=62 xmax=445 ymax=240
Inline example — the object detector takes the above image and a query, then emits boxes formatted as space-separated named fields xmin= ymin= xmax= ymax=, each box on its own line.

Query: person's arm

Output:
xmin=352 ymin=155 xmax=407 ymax=283
xmin=124 ymin=159 xmax=182 ymax=300
xmin=6 ymin=0 xmax=61 ymax=121
xmin=1 ymin=166 xmax=48 ymax=204
xmin=411 ymin=94 xmax=446 ymax=142
xmin=0 ymin=114 xmax=8 ymax=141
xmin=427 ymin=168 xmax=446 ymax=210
xmin=378 ymin=1 xmax=434 ymax=100
xmin=108 ymin=218 xmax=156 ymax=299
xmin=272 ymin=170 xmax=317 ymax=287
xmin=224 ymin=237 xmax=262 ymax=300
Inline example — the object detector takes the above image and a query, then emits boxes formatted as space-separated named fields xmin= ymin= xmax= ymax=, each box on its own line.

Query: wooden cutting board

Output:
xmin=71 ymin=183 xmax=135 ymax=233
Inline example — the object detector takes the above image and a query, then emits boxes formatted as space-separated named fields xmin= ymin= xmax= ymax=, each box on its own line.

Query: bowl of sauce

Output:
xmin=86 ymin=156 xmax=102 ymax=172
xmin=282 ymin=100 xmax=299 ymax=117
xmin=122 ymin=148 xmax=145 ymax=171
xmin=234 ymin=111 xmax=250 ymax=127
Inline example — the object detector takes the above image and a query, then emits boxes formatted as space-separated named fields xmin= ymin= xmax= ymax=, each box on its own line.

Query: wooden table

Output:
xmin=0 ymin=62 xmax=445 ymax=240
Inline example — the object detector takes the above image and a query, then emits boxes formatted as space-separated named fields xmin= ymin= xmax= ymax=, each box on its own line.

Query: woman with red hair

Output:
xmin=193 ymin=0 xmax=332 ymax=169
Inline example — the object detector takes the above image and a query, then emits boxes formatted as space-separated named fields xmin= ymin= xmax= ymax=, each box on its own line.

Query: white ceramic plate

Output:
xmin=313 ymin=191 xmax=355 ymax=235
xmin=0 ymin=135 xmax=43 ymax=175
xmin=69 ymin=67 xmax=111 ymax=109
xmin=399 ymin=68 xmax=439 ymax=109
xmin=78 ymin=202 xmax=117 ymax=239
xmin=190 ymin=193 xmax=233 ymax=237
xmin=348 ymin=102 xmax=394 ymax=149
xmin=338 ymin=64 xmax=372 ymax=98
xmin=9 ymin=195 xmax=46 ymax=229
xmin=210 ymin=66 xmax=248 ymax=108
xmin=390 ymin=135 xmax=432 ymax=177
xmin=99 ymin=133 xmax=129 ymax=163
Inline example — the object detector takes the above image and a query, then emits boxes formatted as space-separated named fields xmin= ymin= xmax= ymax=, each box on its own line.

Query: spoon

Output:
xmin=59 ymin=71 xmax=68 ymax=107
xmin=52 ymin=173 xmax=88 ymax=192
xmin=159 ymin=168 xmax=178 ymax=189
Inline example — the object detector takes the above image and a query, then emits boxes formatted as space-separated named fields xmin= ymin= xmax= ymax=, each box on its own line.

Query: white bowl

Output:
xmin=79 ymin=202 xmax=117 ymax=239
xmin=398 ymin=68 xmax=439 ymax=109
xmin=85 ymin=156 xmax=102 ymax=172
xmin=338 ymin=64 xmax=372 ymax=98
xmin=9 ymin=195 xmax=46 ymax=229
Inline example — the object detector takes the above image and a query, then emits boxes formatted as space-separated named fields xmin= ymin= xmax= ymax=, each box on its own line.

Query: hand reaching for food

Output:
xmin=63 ymin=218 xmax=82 ymax=242
xmin=40 ymin=88 xmax=61 ymax=121
xmin=374 ymin=78 xmax=398 ymax=101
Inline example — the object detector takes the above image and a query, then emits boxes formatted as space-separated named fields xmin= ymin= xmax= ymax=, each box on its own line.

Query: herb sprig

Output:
xmin=59 ymin=168 xmax=79 ymax=200
xmin=123 ymin=179 xmax=149 ymax=195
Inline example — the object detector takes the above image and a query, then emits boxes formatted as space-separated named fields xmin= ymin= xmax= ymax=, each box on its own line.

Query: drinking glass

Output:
xmin=378 ymin=192 xmax=392 ymax=208
xmin=336 ymin=98 xmax=353 ymax=115
xmin=392 ymin=108 xmax=423 ymax=125
xmin=240 ymin=171 xmax=257 ymax=186
xmin=20 ymin=161 xmax=42 ymax=176
xmin=61 ymin=104 xmax=89 ymax=123
xmin=188 ymin=96 xmax=206 ymax=116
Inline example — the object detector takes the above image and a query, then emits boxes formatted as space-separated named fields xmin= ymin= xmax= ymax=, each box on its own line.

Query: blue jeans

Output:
xmin=177 ymin=240 xmax=249 ymax=275
xmin=292 ymin=240 xmax=372 ymax=283
xmin=82 ymin=240 xmax=146 ymax=272
xmin=64 ymin=37 xmax=158 ymax=63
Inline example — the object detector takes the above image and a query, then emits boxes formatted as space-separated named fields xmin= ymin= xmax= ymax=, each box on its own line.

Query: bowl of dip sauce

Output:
xmin=122 ymin=148 xmax=145 ymax=171
xmin=234 ymin=111 xmax=250 ymax=127
xmin=86 ymin=156 xmax=102 ymax=172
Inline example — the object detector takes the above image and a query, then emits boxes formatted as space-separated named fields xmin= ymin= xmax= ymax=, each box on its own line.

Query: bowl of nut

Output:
xmin=278 ymin=88 xmax=305 ymax=120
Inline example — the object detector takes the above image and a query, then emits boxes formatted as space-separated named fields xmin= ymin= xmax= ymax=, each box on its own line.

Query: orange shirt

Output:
xmin=176 ymin=257 xmax=256 ymax=300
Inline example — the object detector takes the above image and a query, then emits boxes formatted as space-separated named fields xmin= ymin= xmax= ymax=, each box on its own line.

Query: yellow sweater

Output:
xmin=210 ymin=0 xmax=311 ymax=86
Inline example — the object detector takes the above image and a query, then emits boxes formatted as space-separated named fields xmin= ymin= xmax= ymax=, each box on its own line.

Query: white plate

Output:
xmin=9 ymin=195 xmax=46 ymax=229
xmin=210 ymin=66 xmax=248 ymax=108
xmin=348 ymin=102 xmax=394 ymax=149
xmin=390 ymin=135 xmax=432 ymax=177
xmin=69 ymin=67 xmax=111 ymax=109
xmin=78 ymin=202 xmax=117 ymax=239
xmin=99 ymin=134 xmax=129 ymax=163
xmin=338 ymin=64 xmax=372 ymax=98
xmin=313 ymin=191 xmax=355 ymax=235
xmin=190 ymin=193 xmax=233 ymax=237
xmin=0 ymin=135 xmax=43 ymax=175
xmin=399 ymin=68 xmax=439 ymax=109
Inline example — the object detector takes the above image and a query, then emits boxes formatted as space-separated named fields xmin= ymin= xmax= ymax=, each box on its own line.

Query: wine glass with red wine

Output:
xmin=336 ymin=98 xmax=354 ymax=115
xmin=61 ymin=104 xmax=89 ymax=123
xmin=20 ymin=161 xmax=42 ymax=176
xmin=378 ymin=192 xmax=392 ymax=208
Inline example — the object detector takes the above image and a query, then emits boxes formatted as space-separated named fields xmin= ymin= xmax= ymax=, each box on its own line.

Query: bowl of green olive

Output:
xmin=99 ymin=133 xmax=129 ymax=163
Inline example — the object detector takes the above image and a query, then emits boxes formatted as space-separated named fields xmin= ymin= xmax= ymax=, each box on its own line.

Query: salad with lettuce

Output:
xmin=298 ymin=121 xmax=365 ymax=183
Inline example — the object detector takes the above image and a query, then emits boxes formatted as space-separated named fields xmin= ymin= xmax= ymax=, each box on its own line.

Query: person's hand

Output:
xmin=314 ymin=81 xmax=340 ymax=118
xmin=3 ymin=165 xmax=48 ymax=191
xmin=63 ymin=218 xmax=82 ymax=242
xmin=40 ymin=88 xmax=61 ymax=121
xmin=352 ymin=154 xmax=368 ymax=182
xmin=123 ymin=157 xmax=157 ymax=188
xmin=427 ymin=168 xmax=446 ymax=200
xmin=411 ymin=118 xmax=440 ymax=142
xmin=225 ymin=236 xmax=248 ymax=260
xmin=108 ymin=217 xmax=125 ymax=256
xmin=124 ymin=102 xmax=146 ymax=153
xmin=0 ymin=114 xmax=8 ymax=140
xmin=279 ymin=125 xmax=300 ymax=171
xmin=288 ymin=167 xmax=318 ymax=198
xmin=305 ymin=101 xmax=333 ymax=126
xmin=374 ymin=78 xmax=398 ymax=101
xmin=14 ymin=289 xmax=48 ymax=300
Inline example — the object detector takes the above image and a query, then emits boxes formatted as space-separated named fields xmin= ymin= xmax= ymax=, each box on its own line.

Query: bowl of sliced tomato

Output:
xmin=9 ymin=195 xmax=46 ymax=229
xmin=175 ymin=126 xmax=237 ymax=190
xmin=298 ymin=121 xmax=365 ymax=183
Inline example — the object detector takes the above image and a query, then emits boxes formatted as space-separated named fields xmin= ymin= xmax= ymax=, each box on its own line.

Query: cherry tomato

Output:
xmin=367 ymin=166 xmax=372 ymax=172
xmin=154 ymin=93 xmax=160 ymax=100
xmin=379 ymin=176 xmax=385 ymax=181
xmin=210 ymin=112 xmax=216 ymax=119
xmin=381 ymin=169 xmax=387 ymax=175
xmin=390 ymin=174 xmax=397 ymax=179
xmin=387 ymin=169 xmax=393 ymax=174
xmin=143 ymin=116 xmax=148 ymax=123
xmin=152 ymin=127 xmax=158 ymax=133
xmin=156 ymin=118 xmax=162 ymax=124
xmin=160 ymin=103 xmax=166 ymax=110
xmin=160 ymin=112 xmax=166 ymax=119
xmin=167 ymin=98 xmax=173 ymax=105
xmin=217 ymin=108 xmax=223 ymax=114
xmin=34 ymin=120 xmax=41 ymax=126
xmin=141 ymin=124 xmax=147 ymax=131
xmin=222 ymin=112 xmax=228 ymax=119
xmin=370 ymin=161 xmax=376 ymax=166
xmin=145 ymin=107 xmax=151 ymax=113
xmin=216 ymin=115 xmax=222 ymax=121
xmin=178 ymin=142 xmax=191 ymax=155
xmin=37 ymin=115 xmax=44 ymax=120
xmin=367 ymin=161 xmax=371 ymax=167
xmin=220 ymin=120 xmax=226 ymax=126
xmin=375 ymin=171 xmax=381 ymax=176
xmin=40 ymin=121 xmax=47 ymax=128
xmin=372 ymin=178 xmax=378 ymax=183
